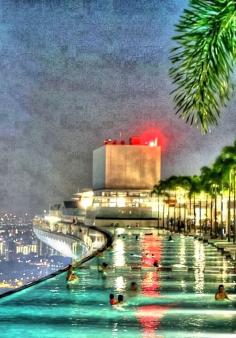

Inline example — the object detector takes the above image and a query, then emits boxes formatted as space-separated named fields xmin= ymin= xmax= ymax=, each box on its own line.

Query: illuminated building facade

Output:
xmin=16 ymin=244 xmax=37 ymax=255
xmin=50 ymin=136 xmax=232 ymax=231
xmin=88 ymin=136 xmax=161 ymax=225
xmin=0 ymin=241 xmax=5 ymax=256
xmin=54 ymin=135 xmax=162 ymax=226
xmin=93 ymin=136 xmax=161 ymax=190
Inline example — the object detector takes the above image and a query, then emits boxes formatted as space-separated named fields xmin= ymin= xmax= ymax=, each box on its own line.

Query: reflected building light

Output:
xmin=115 ymin=276 xmax=126 ymax=292
xmin=194 ymin=268 xmax=204 ymax=293
xmin=180 ymin=280 xmax=187 ymax=292
xmin=113 ymin=239 xmax=125 ymax=267
xmin=222 ymin=258 xmax=229 ymax=283
xmin=141 ymin=271 xmax=160 ymax=297
xmin=179 ymin=237 xmax=186 ymax=266
xmin=111 ymin=322 xmax=118 ymax=338
xmin=136 ymin=304 xmax=171 ymax=337
xmin=194 ymin=241 xmax=205 ymax=293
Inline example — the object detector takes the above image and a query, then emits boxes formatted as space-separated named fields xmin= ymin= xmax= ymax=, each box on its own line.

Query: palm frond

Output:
xmin=169 ymin=0 xmax=236 ymax=133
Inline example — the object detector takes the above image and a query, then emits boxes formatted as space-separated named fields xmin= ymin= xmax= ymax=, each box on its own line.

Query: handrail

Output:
xmin=0 ymin=222 xmax=113 ymax=300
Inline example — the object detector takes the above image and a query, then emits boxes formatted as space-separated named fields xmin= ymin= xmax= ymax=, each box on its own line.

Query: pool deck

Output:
xmin=198 ymin=237 xmax=236 ymax=261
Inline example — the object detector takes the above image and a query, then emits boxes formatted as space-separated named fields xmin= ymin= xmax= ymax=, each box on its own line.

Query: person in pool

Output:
xmin=215 ymin=284 xmax=230 ymax=301
xmin=129 ymin=282 xmax=138 ymax=292
xmin=117 ymin=294 xmax=124 ymax=304
xmin=153 ymin=259 xmax=159 ymax=268
xmin=98 ymin=262 xmax=109 ymax=278
xmin=66 ymin=264 xmax=78 ymax=282
xmin=168 ymin=235 xmax=173 ymax=241
xmin=128 ymin=281 xmax=138 ymax=296
xmin=109 ymin=293 xmax=117 ymax=305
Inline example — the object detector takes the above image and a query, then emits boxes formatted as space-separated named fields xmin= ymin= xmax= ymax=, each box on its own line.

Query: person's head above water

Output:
xmin=153 ymin=260 xmax=159 ymax=267
xmin=215 ymin=284 xmax=229 ymax=301
xmin=218 ymin=284 xmax=224 ymax=292
xmin=117 ymin=294 xmax=124 ymax=303
xmin=130 ymin=282 xmax=138 ymax=291
xmin=109 ymin=293 xmax=115 ymax=299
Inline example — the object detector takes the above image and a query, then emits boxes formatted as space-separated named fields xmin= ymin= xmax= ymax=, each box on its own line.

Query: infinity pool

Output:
xmin=0 ymin=229 xmax=236 ymax=337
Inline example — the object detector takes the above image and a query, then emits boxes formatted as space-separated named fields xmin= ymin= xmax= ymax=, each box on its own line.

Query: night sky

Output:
xmin=0 ymin=0 xmax=235 ymax=214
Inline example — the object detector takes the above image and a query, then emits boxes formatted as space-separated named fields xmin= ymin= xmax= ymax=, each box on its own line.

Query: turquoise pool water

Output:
xmin=0 ymin=229 xmax=236 ymax=337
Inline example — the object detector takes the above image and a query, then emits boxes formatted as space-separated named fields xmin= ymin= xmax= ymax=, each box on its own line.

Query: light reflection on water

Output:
xmin=194 ymin=240 xmax=205 ymax=293
xmin=179 ymin=235 xmax=186 ymax=266
xmin=0 ymin=230 xmax=235 ymax=338
xmin=113 ymin=239 xmax=126 ymax=267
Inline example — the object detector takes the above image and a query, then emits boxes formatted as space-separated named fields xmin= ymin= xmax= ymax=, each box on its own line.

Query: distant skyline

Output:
xmin=0 ymin=0 xmax=235 ymax=213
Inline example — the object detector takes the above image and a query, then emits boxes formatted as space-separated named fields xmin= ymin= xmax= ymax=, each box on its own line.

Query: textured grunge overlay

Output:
xmin=0 ymin=0 xmax=235 ymax=213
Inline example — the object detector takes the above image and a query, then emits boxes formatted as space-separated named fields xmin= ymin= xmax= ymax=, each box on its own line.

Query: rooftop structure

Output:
xmin=92 ymin=136 xmax=161 ymax=190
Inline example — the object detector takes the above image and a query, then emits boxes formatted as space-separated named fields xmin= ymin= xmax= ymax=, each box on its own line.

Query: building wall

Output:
xmin=93 ymin=144 xmax=161 ymax=190
xmin=93 ymin=146 xmax=106 ymax=190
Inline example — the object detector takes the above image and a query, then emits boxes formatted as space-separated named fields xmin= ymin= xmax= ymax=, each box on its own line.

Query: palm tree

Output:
xmin=170 ymin=0 xmax=236 ymax=132
xmin=163 ymin=176 xmax=190 ymax=230
xmin=200 ymin=166 xmax=212 ymax=234
xmin=156 ymin=175 xmax=194 ymax=232
xmin=200 ymin=143 xmax=236 ymax=239
xmin=164 ymin=176 xmax=179 ymax=230
xmin=175 ymin=176 xmax=193 ymax=228
xmin=189 ymin=175 xmax=202 ymax=233
xmin=219 ymin=143 xmax=236 ymax=242
xmin=152 ymin=181 xmax=170 ymax=229
xmin=152 ymin=140 xmax=236 ymax=237
xmin=213 ymin=154 xmax=231 ymax=239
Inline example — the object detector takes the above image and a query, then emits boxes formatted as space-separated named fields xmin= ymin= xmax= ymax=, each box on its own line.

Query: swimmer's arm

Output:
xmin=225 ymin=293 xmax=231 ymax=300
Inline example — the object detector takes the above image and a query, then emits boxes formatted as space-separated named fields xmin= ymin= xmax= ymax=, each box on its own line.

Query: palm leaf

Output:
xmin=169 ymin=0 xmax=236 ymax=133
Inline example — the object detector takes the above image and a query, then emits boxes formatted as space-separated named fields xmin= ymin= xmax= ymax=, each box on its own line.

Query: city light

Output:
xmin=0 ymin=212 xmax=71 ymax=295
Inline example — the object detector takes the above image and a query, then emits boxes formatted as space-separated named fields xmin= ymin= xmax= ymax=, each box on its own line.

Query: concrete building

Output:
xmin=89 ymin=136 xmax=161 ymax=225
xmin=93 ymin=138 xmax=161 ymax=190
xmin=49 ymin=136 xmax=162 ymax=226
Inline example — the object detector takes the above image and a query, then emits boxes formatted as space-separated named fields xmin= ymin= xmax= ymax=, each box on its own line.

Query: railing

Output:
xmin=0 ymin=219 xmax=113 ymax=300
xmin=33 ymin=218 xmax=112 ymax=259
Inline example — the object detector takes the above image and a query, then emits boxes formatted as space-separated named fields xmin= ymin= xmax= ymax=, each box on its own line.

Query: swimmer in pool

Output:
xmin=168 ymin=235 xmax=173 ymax=241
xmin=66 ymin=264 xmax=79 ymax=282
xmin=153 ymin=259 xmax=159 ymax=268
xmin=98 ymin=262 xmax=109 ymax=278
xmin=215 ymin=284 xmax=230 ymax=301
xmin=109 ymin=293 xmax=117 ymax=305
xmin=117 ymin=294 xmax=124 ymax=304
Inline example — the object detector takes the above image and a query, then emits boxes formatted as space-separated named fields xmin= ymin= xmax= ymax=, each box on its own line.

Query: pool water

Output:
xmin=0 ymin=229 xmax=236 ymax=338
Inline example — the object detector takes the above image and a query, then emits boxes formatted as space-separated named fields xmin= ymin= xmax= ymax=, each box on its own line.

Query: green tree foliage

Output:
xmin=153 ymin=140 xmax=236 ymax=199
xmin=170 ymin=0 xmax=236 ymax=132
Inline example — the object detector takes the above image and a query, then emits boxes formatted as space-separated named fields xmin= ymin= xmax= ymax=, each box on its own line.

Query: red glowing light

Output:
xmin=136 ymin=235 xmax=173 ymax=338
xmin=139 ymin=130 xmax=160 ymax=147
xmin=129 ymin=134 xmax=159 ymax=147
xmin=136 ymin=305 xmax=171 ymax=338
xmin=131 ymin=125 xmax=169 ymax=152
xmin=140 ymin=234 xmax=162 ymax=297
